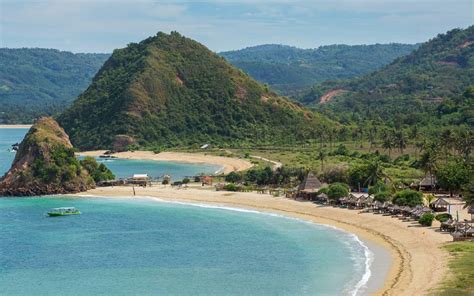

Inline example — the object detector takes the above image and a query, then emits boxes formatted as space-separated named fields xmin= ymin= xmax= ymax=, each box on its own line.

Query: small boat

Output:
xmin=47 ymin=207 xmax=81 ymax=217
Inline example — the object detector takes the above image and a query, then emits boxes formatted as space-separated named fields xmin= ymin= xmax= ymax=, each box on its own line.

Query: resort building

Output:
xmin=295 ymin=172 xmax=323 ymax=200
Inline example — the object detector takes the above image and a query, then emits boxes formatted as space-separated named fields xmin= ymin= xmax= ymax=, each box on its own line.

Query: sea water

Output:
xmin=0 ymin=128 xmax=221 ymax=180
xmin=0 ymin=128 xmax=374 ymax=295
xmin=0 ymin=196 xmax=371 ymax=295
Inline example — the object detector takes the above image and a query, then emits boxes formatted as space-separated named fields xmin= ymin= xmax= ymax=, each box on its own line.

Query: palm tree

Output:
xmin=317 ymin=150 xmax=326 ymax=172
xmin=382 ymin=137 xmax=393 ymax=157
xmin=454 ymin=129 xmax=473 ymax=161
xmin=394 ymin=130 xmax=407 ymax=154
xmin=419 ymin=143 xmax=439 ymax=178
xmin=364 ymin=160 xmax=388 ymax=187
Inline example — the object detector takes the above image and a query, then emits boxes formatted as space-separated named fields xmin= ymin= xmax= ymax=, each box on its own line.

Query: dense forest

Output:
xmin=0 ymin=48 xmax=109 ymax=123
xmin=220 ymin=43 xmax=418 ymax=96
xmin=58 ymin=32 xmax=331 ymax=150
xmin=300 ymin=26 xmax=474 ymax=132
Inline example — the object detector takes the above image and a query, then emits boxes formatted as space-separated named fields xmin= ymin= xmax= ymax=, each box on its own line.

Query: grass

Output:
xmin=171 ymin=141 xmax=426 ymax=183
xmin=434 ymin=242 xmax=474 ymax=296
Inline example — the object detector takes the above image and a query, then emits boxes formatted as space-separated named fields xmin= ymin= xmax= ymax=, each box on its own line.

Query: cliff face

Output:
xmin=0 ymin=117 xmax=95 ymax=196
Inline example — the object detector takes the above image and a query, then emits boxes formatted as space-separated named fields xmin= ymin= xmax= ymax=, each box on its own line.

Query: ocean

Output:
xmin=0 ymin=127 xmax=376 ymax=295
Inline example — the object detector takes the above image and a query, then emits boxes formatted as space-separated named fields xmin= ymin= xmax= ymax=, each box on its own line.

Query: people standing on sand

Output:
xmin=133 ymin=186 xmax=136 ymax=196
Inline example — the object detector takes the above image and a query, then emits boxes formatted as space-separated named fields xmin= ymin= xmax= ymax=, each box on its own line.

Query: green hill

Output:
xmin=220 ymin=43 xmax=418 ymax=96
xmin=0 ymin=48 xmax=109 ymax=123
xmin=301 ymin=26 xmax=474 ymax=130
xmin=58 ymin=32 xmax=330 ymax=150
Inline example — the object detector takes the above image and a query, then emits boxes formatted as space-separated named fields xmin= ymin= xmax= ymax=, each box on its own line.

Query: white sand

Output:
xmin=71 ymin=184 xmax=454 ymax=296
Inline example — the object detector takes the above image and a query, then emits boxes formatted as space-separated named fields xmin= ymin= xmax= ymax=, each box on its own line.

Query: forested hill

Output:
xmin=0 ymin=48 xmax=109 ymax=123
xmin=58 ymin=32 xmax=331 ymax=150
xmin=220 ymin=43 xmax=418 ymax=95
xmin=300 ymin=26 xmax=474 ymax=130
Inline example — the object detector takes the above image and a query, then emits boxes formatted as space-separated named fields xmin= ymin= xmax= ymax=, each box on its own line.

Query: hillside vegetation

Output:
xmin=0 ymin=48 xmax=109 ymax=123
xmin=220 ymin=43 xmax=418 ymax=95
xmin=58 ymin=32 xmax=330 ymax=150
xmin=301 ymin=26 xmax=474 ymax=132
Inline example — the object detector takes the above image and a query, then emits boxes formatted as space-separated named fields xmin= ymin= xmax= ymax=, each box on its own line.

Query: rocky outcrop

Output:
xmin=0 ymin=117 xmax=95 ymax=196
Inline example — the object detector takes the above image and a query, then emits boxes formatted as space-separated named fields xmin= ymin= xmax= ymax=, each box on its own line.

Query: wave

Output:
xmin=138 ymin=195 xmax=374 ymax=295
xmin=77 ymin=194 xmax=374 ymax=295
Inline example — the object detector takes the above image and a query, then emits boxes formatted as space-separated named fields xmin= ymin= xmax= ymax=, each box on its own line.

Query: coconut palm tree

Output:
xmin=382 ymin=137 xmax=393 ymax=157
xmin=394 ymin=130 xmax=407 ymax=154
xmin=317 ymin=150 xmax=326 ymax=172
xmin=364 ymin=160 xmax=388 ymax=187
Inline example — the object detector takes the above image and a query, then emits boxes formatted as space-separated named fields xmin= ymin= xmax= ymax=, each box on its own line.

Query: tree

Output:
xmin=317 ymin=150 xmax=326 ymax=172
xmin=327 ymin=183 xmax=349 ymax=201
xmin=462 ymin=180 xmax=474 ymax=208
xmin=225 ymin=172 xmax=242 ymax=183
xmin=79 ymin=157 xmax=115 ymax=182
xmin=364 ymin=160 xmax=387 ymax=187
xmin=435 ymin=161 xmax=470 ymax=196
xmin=392 ymin=190 xmax=424 ymax=207
xmin=394 ymin=130 xmax=407 ymax=154
xmin=381 ymin=136 xmax=393 ymax=157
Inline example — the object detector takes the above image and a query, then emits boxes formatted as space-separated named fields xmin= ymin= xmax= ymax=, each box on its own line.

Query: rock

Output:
xmin=0 ymin=117 xmax=95 ymax=196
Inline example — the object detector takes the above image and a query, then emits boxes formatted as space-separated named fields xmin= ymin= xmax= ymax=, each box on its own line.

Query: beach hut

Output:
xmin=468 ymin=203 xmax=474 ymax=222
xmin=430 ymin=197 xmax=449 ymax=212
xmin=419 ymin=174 xmax=436 ymax=191
xmin=201 ymin=176 xmax=213 ymax=186
xmin=297 ymin=172 xmax=322 ymax=200
xmin=131 ymin=174 xmax=150 ymax=186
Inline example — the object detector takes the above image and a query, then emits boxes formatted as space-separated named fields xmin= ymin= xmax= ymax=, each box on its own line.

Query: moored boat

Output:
xmin=47 ymin=207 xmax=81 ymax=217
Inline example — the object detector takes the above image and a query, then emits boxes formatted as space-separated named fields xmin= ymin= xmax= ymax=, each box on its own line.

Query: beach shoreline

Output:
xmin=70 ymin=184 xmax=452 ymax=296
xmin=77 ymin=150 xmax=253 ymax=174
xmin=0 ymin=124 xmax=32 ymax=129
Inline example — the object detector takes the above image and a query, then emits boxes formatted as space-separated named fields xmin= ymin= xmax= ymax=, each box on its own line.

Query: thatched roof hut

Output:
xmin=431 ymin=197 xmax=449 ymax=212
xmin=419 ymin=174 xmax=436 ymax=190
xmin=298 ymin=172 xmax=322 ymax=193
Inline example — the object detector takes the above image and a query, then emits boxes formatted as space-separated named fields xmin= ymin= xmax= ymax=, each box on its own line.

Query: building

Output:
xmin=296 ymin=172 xmax=322 ymax=200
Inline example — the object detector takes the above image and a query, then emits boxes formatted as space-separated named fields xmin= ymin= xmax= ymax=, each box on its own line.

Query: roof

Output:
xmin=133 ymin=174 xmax=149 ymax=179
xmin=468 ymin=203 xmax=474 ymax=214
xmin=298 ymin=172 xmax=322 ymax=192
xmin=431 ymin=197 xmax=449 ymax=207
xmin=419 ymin=174 xmax=436 ymax=187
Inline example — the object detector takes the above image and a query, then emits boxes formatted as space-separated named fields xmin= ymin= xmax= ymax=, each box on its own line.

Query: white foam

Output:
xmin=76 ymin=194 xmax=374 ymax=295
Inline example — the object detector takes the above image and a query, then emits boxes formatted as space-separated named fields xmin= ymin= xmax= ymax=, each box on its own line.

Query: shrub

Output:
xmin=162 ymin=179 xmax=169 ymax=185
xmin=182 ymin=178 xmax=190 ymax=184
xmin=334 ymin=144 xmax=349 ymax=156
xmin=223 ymin=183 xmax=239 ymax=191
xmin=225 ymin=171 xmax=242 ymax=183
xmin=419 ymin=213 xmax=435 ymax=226
xmin=435 ymin=213 xmax=452 ymax=222
xmin=374 ymin=191 xmax=391 ymax=203
xmin=327 ymin=183 xmax=349 ymax=201
xmin=393 ymin=189 xmax=424 ymax=207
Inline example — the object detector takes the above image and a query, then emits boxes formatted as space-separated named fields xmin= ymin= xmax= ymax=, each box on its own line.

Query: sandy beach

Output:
xmin=71 ymin=184 xmax=452 ymax=296
xmin=77 ymin=150 xmax=253 ymax=174
xmin=0 ymin=124 xmax=32 ymax=129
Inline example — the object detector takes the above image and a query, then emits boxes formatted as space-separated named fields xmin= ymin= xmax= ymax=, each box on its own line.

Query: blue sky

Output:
xmin=1 ymin=0 xmax=472 ymax=53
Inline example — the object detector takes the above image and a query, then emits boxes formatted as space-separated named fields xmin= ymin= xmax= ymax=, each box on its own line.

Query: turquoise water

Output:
xmin=0 ymin=128 xmax=220 ymax=180
xmin=0 ymin=197 xmax=370 ymax=295
xmin=0 ymin=128 xmax=25 ymax=175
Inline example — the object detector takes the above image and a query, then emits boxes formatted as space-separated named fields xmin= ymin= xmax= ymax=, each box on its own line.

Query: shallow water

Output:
xmin=0 ymin=196 xmax=371 ymax=295
xmin=0 ymin=128 xmax=220 ymax=180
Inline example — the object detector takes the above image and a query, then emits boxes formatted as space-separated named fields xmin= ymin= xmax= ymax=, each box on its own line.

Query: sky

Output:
xmin=1 ymin=0 xmax=473 ymax=53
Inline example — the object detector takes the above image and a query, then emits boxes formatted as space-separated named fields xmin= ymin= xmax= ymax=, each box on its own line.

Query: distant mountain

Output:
xmin=220 ymin=43 xmax=418 ymax=95
xmin=300 ymin=26 xmax=474 ymax=129
xmin=58 ymin=32 xmax=329 ymax=150
xmin=0 ymin=48 xmax=109 ymax=123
